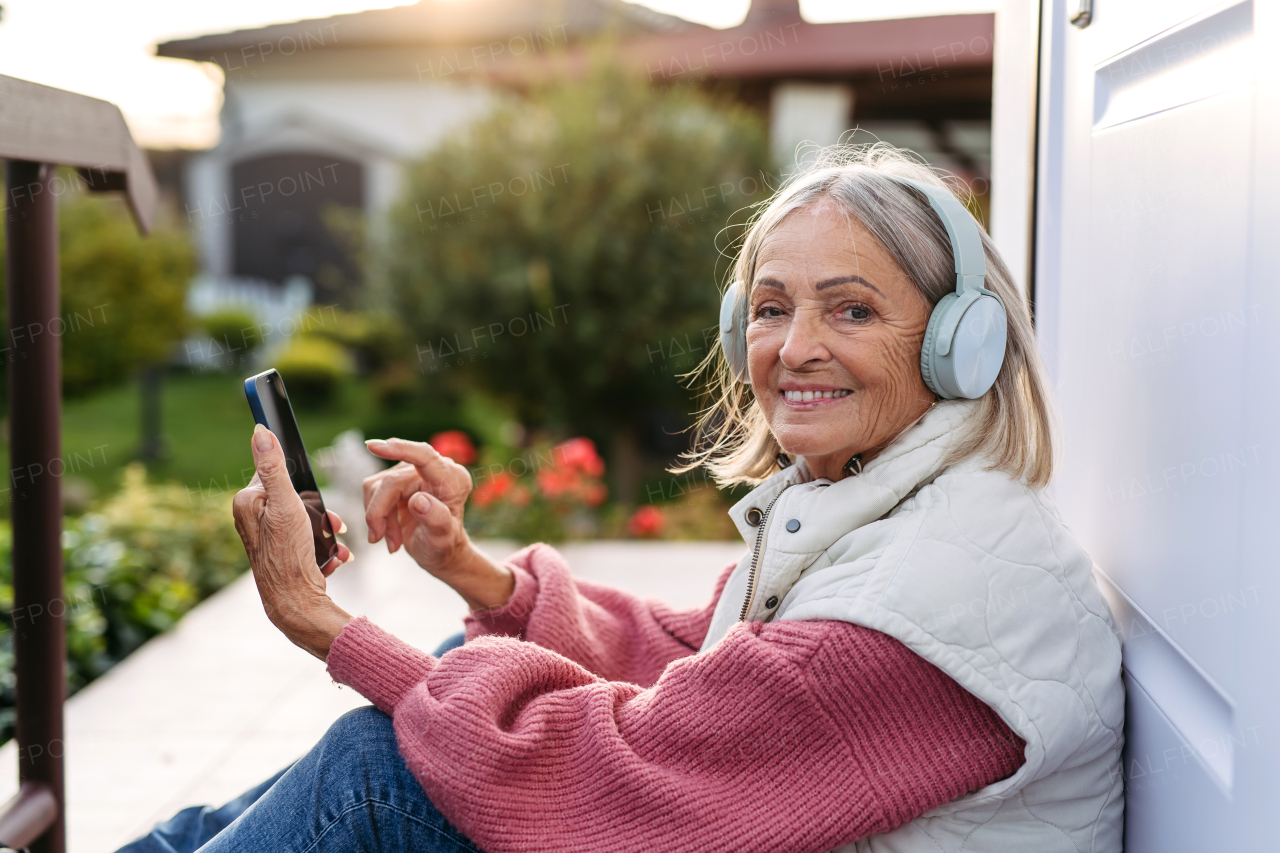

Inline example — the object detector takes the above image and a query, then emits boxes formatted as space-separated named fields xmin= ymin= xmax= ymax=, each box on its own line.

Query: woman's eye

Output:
xmin=842 ymin=305 xmax=871 ymax=321
xmin=757 ymin=306 xmax=786 ymax=319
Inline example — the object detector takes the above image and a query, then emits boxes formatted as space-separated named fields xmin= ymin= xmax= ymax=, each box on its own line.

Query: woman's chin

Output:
xmin=773 ymin=428 xmax=858 ymax=464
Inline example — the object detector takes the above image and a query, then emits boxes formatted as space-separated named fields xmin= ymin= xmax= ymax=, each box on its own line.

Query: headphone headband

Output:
xmin=890 ymin=177 xmax=988 ymax=294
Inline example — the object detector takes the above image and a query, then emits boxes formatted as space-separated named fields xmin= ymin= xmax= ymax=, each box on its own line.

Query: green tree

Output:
xmin=384 ymin=60 xmax=771 ymax=502
xmin=0 ymin=188 xmax=194 ymax=397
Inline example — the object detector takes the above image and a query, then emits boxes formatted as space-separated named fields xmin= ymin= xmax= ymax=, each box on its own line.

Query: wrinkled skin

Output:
xmin=233 ymin=428 xmax=514 ymax=661
xmin=747 ymin=202 xmax=936 ymax=481
xmin=232 ymin=425 xmax=353 ymax=660
xmin=359 ymin=437 xmax=513 ymax=611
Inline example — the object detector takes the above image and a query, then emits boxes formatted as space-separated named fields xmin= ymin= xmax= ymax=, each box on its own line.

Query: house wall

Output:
xmin=184 ymin=50 xmax=493 ymax=288
xmin=769 ymin=81 xmax=855 ymax=168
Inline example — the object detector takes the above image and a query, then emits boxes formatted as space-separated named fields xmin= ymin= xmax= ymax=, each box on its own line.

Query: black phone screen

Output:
xmin=248 ymin=370 xmax=338 ymax=570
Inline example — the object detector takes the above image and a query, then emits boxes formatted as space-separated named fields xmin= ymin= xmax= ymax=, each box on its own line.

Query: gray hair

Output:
xmin=676 ymin=142 xmax=1056 ymax=489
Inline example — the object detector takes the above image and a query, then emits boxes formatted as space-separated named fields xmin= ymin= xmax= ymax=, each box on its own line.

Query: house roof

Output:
xmin=155 ymin=0 xmax=993 ymax=113
xmin=501 ymin=10 xmax=996 ymax=81
xmin=155 ymin=0 xmax=705 ymax=61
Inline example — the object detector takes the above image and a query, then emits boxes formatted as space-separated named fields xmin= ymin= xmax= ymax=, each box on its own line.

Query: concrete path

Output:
xmin=0 ymin=540 xmax=745 ymax=853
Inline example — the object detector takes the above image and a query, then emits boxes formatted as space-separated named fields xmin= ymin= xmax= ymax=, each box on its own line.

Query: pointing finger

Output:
xmin=366 ymin=438 xmax=466 ymax=499
xmin=366 ymin=436 xmax=440 ymax=467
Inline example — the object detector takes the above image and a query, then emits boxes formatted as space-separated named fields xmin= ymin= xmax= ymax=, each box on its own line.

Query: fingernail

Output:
xmin=365 ymin=438 xmax=387 ymax=446
xmin=338 ymin=521 xmax=348 ymax=534
xmin=253 ymin=424 xmax=272 ymax=452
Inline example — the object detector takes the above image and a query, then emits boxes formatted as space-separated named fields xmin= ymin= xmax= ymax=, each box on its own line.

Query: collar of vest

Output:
xmin=728 ymin=400 xmax=980 ymax=549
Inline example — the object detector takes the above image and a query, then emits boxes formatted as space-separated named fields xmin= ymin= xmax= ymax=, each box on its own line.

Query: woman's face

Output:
xmin=746 ymin=201 xmax=935 ymax=480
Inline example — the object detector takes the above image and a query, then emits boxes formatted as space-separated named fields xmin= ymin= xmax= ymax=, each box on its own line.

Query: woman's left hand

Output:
xmin=233 ymin=424 xmax=353 ymax=660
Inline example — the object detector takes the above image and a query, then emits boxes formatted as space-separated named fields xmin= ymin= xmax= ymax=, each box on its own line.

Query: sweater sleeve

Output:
xmin=463 ymin=543 xmax=739 ymax=686
xmin=326 ymin=614 xmax=1025 ymax=853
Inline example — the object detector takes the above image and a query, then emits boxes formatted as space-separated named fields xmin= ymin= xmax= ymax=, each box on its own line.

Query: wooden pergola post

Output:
xmin=0 ymin=75 xmax=157 ymax=853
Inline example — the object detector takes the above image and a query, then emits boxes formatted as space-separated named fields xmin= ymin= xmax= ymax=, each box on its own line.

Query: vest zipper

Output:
xmin=739 ymin=489 xmax=785 ymax=621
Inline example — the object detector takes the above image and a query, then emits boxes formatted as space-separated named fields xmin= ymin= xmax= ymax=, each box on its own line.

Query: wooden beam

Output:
xmin=5 ymin=159 xmax=68 ymax=853
xmin=0 ymin=75 xmax=157 ymax=233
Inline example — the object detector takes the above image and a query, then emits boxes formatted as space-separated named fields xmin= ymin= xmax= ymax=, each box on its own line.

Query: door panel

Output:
xmin=1034 ymin=0 xmax=1271 ymax=848
xmin=1092 ymin=1 xmax=1253 ymax=130
xmin=1076 ymin=91 xmax=1253 ymax=690
xmin=1084 ymin=0 xmax=1233 ymax=60
xmin=1120 ymin=672 xmax=1232 ymax=849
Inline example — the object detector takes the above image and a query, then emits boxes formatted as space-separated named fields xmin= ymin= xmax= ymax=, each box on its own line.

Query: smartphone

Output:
xmin=244 ymin=369 xmax=339 ymax=572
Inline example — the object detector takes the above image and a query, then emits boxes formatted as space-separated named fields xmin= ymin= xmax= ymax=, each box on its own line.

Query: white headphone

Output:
xmin=718 ymin=175 xmax=1007 ymax=400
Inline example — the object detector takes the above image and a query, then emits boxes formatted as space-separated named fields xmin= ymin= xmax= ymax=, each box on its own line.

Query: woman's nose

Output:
xmin=778 ymin=307 xmax=832 ymax=369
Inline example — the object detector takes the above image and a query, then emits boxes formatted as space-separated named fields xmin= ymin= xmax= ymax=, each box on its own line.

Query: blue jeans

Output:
xmin=117 ymin=632 xmax=477 ymax=853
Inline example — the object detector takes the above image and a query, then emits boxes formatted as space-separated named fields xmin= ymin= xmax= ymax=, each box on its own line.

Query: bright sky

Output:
xmin=0 ymin=0 xmax=996 ymax=149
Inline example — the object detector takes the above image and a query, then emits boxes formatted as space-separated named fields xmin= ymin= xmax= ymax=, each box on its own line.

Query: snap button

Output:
xmin=765 ymin=595 xmax=779 ymax=609
xmin=746 ymin=508 xmax=763 ymax=526
xmin=785 ymin=518 xmax=801 ymax=533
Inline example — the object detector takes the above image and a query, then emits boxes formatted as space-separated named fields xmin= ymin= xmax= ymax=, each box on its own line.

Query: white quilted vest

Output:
xmin=700 ymin=401 xmax=1125 ymax=853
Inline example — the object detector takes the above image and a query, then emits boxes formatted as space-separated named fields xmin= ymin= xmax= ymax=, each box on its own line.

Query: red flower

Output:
xmin=583 ymin=483 xmax=608 ymax=507
xmin=430 ymin=430 xmax=477 ymax=465
xmin=627 ymin=505 xmax=666 ymax=538
xmin=536 ymin=465 xmax=582 ymax=499
xmin=472 ymin=471 xmax=514 ymax=508
xmin=555 ymin=437 xmax=605 ymax=477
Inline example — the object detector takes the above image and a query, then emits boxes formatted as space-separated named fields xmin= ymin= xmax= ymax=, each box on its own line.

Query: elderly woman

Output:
xmin=120 ymin=146 xmax=1123 ymax=853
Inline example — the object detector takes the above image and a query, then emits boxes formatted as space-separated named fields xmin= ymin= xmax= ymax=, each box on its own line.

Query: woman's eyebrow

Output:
xmin=815 ymin=275 xmax=884 ymax=296
xmin=754 ymin=274 xmax=885 ymax=297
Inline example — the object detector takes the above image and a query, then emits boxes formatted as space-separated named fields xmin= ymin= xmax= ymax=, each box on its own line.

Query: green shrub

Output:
xmin=0 ymin=463 xmax=248 ymax=743
xmin=304 ymin=308 xmax=409 ymax=374
xmin=0 ymin=187 xmax=195 ymax=397
xmin=274 ymin=336 xmax=351 ymax=407
xmin=200 ymin=308 xmax=263 ymax=356
xmin=383 ymin=57 xmax=772 ymax=502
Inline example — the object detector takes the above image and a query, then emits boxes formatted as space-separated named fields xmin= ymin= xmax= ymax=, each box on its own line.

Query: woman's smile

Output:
xmin=779 ymin=386 xmax=854 ymax=405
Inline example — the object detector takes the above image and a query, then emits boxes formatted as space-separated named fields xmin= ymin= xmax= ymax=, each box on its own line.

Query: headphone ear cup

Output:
xmin=719 ymin=283 xmax=749 ymax=383
xmin=919 ymin=292 xmax=957 ymax=399
xmin=920 ymin=292 xmax=1007 ymax=399
xmin=949 ymin=295 xmax=1007 ymax=398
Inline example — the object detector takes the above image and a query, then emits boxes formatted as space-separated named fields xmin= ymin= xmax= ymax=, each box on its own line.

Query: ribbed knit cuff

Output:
xmin=464 ymin=563 xmax=538 ymax=641
xmin=326 ymin=616 xmax=436 ymax=716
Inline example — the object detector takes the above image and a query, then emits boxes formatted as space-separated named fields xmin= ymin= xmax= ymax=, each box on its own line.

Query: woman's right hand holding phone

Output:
xmin=362 ymin=438 xmax=514 ymax=611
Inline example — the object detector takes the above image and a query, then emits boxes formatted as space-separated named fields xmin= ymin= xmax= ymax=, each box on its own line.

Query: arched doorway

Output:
xmin=230 ymin=152 xmax=365 ymax=305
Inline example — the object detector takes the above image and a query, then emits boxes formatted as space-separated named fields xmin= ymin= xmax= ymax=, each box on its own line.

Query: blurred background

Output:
xmin=0 ymin=0 xmax=998 ymax=738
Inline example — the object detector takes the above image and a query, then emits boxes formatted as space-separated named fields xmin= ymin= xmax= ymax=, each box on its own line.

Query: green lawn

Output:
xmin=2 ymin=370 xmax=377 ymax=509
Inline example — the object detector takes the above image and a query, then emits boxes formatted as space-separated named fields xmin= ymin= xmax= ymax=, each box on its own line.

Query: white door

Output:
xmin=1033 ymin=0 xmax=1278 ymax=848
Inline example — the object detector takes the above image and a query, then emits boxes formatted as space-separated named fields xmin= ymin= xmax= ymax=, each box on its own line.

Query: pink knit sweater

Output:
xmin=326 ymin=544 xmax=1024 ymax=853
